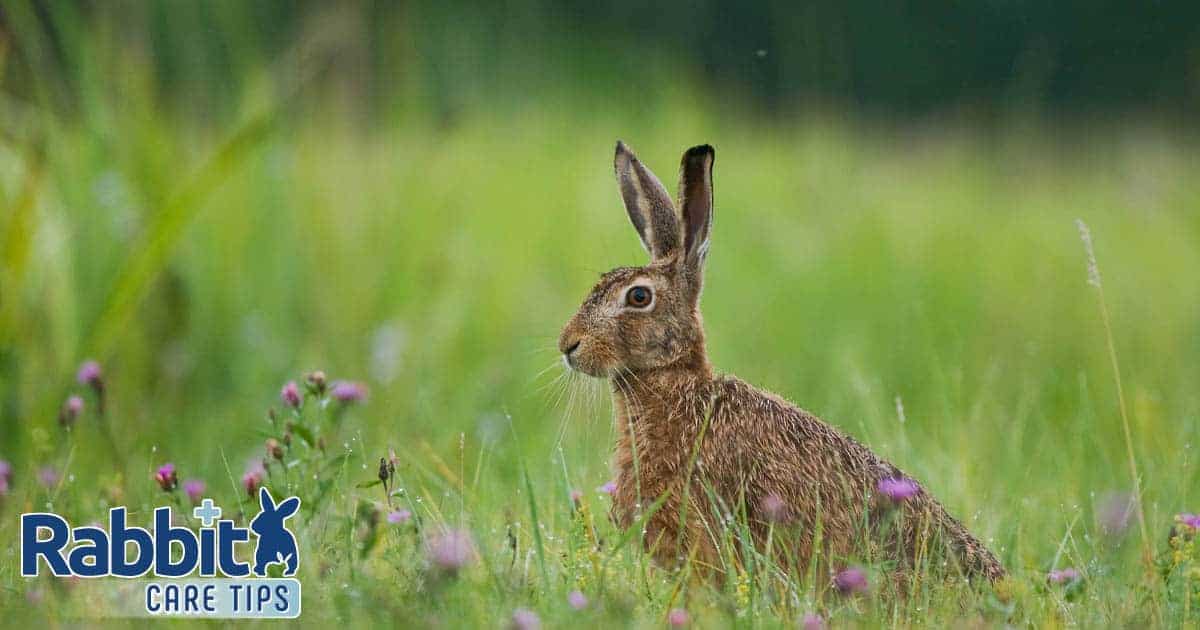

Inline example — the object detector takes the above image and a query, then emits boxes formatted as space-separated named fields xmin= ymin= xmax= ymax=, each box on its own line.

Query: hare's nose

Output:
xmin=559 ymin=329 xmax=581 ymax=355
xmin=560 ymin=338 xmax=581 ymax=369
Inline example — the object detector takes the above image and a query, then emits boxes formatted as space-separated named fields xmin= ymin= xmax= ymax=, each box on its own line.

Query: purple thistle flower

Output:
xmin=76 ymin=360 xmax=102 ymax=386
xmin=567 ymin=590 xmax=588 ymax=610
xmin=241 ymin=472 xmax=260 ymax=496
xmin=1095 ymin=492 xmax=1134 ymax=538
xmin=154 ymin=463 xmax=178 ymax=491
xmin=510 ymin=608 xmax=540 ymax=630
xmin=331 ymin=381 xmax=368 ymax=404
xmin=387 ymin=509 xmax=412 ymax=525
xmin=877 ymin=477 xmax=919 ymax=502
xmin=183 ymin=479 xmax=206 ymax=503
xmin=242 ymin=460 xmax=265 ymax=497
xmin=38 ymin=466 xmax=60 ymax=489
xmin=760 ymin=493 xmax=789 ymax=522
xmin=802 ymin=612 xmax=827 ymax=630
xmin=1047 ymin=568 xmax=1081 ymax=585
xmin=667 ymin=608 xmax=689 ymax=627
xmin=60 ymin=395 xmax=84 ymax=427
xmin=598 ymin=480 xmax=617 ymax=495
xmin=426 ymin=528 xmax=476 ymax=573
xmin=834 ymin=567 xmax=869 ymax=595
xmin=0 ymin=459 xmax=11 ymax=496
xmin=1179 ymin=513 xmax=1200 ymax=529
xmin=280 ymin=381 xmax=302 ymax=409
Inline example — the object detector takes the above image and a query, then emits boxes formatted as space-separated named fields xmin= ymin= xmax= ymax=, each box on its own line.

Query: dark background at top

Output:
xmin=4 ymin=1 xmax=1200 ymax=123
xmin=559 ymin=0 xmax=1200 ymax=114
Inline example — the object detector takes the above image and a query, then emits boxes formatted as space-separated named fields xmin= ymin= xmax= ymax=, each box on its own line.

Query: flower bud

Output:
xmin=378 ymin=457 xmax=390 ymax=483
xmin=305 ymin=370 xmax=327 ymax=395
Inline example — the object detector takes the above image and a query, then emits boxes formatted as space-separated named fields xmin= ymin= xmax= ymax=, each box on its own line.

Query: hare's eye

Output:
xmin=626 ymin=286 xmax=653 ymax=308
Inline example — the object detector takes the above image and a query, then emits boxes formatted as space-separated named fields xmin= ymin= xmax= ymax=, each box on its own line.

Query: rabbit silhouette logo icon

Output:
xmin=21 ymin=488 xmax=304 ymax=617
xmin=249 ymin=488 xmax=300 ymax=576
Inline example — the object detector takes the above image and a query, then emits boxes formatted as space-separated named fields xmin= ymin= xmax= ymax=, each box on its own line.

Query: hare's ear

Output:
xmin=275 ymin=496 xmax=300 ymax=518
xmin=615 ymin=141 xmax=679 ymax=261
xmin=259 ymin=487 xmax=276 ymax=512
xmin=678 ymin=144 xmax=714 ymax=270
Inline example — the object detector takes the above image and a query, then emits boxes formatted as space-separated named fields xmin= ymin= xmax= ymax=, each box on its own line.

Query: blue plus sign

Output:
xmin=193 ymin=498 xmax=222 ymax=527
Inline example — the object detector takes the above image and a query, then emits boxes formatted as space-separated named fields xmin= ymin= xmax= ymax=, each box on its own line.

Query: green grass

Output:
xmin=2 ymin=34 xmax=1200 ymax=626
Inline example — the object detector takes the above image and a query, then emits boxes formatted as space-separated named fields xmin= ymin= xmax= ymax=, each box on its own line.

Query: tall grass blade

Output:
xmin=84 ymin=112 xmax=275 ymax=358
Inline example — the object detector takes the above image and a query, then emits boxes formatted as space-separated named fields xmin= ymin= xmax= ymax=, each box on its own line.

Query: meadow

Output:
xmin=1 ymin=20 xmax=1200 ymax=625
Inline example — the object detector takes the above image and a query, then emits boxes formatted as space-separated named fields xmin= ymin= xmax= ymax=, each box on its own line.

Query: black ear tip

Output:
xmin=685 ymin=144 xmax=714 ymax=160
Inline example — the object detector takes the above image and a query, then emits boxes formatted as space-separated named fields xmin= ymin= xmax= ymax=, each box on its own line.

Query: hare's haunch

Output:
xmin=558 ymin=141 xmax=1004 ymax=583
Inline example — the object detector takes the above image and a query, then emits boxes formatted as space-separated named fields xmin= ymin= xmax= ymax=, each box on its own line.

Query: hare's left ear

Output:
xmin=615 ymin=141 xmax=680 ymax=261
xmin=275 ymin=497 xmax=300 ymax=518
xmin=678 ymin=144 xmax=714 ymax=272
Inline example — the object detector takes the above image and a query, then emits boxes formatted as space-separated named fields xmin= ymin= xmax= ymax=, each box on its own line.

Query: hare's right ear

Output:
xmin=678 ymin=144 xmax=714 ymax=270
xmin=275 ymin=496 xmax=300 ymax=518
xmin=259 ymin=487 xmax=276 ymax=512
xmin=615 ymin=141 xmax=679 ymax=261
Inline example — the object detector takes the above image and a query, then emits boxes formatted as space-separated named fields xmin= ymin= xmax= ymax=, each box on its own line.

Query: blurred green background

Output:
xmin=1 ymin=1 xmax=1199 ymax=625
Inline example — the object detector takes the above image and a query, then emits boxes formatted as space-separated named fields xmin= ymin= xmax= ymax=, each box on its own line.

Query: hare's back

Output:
xmin=709 ymin=375 xmax=898 ymax=482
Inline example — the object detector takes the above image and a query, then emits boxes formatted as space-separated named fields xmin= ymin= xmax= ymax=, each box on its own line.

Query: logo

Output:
xmin=20 ymin=487 xmax=302 ymax=618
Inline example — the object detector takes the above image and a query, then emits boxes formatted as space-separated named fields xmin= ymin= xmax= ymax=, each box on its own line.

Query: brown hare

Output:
xmin=558 ymin=141 xmax=1004 ymax=586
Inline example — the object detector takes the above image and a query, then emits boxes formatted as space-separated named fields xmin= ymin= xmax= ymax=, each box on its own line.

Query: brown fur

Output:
xmin=558 ymin=142 xmax=1004 ymax=585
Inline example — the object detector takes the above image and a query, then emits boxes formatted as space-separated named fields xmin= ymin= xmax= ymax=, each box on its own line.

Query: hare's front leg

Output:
xmin=641 ymin=493 xmax=720 ymax=573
